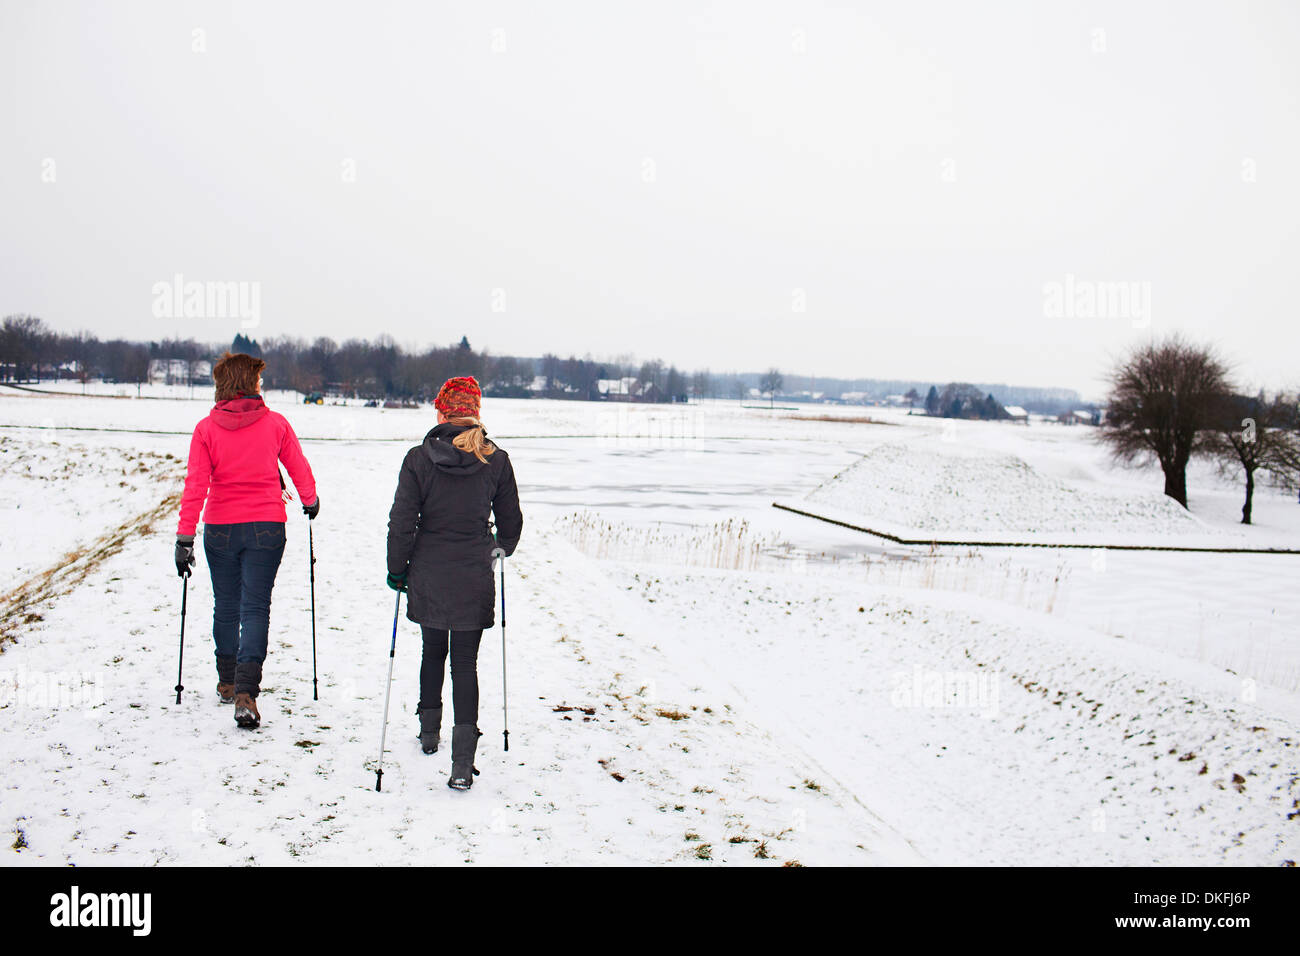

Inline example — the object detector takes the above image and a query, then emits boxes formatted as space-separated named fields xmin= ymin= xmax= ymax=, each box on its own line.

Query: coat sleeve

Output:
xmin=492 ymin=451 xmax=523 ymax=557
xmin=387 ymin=449 xmax=423 ymax=575
xmin=277 ymin=415 xmax=317 ymax=506
xmin=177 ymin=424 xmax=212 ymax=537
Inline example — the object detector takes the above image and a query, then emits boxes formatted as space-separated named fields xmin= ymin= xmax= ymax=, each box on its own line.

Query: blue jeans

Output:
xmin=204 ymin=521 xmax=286 ymax=665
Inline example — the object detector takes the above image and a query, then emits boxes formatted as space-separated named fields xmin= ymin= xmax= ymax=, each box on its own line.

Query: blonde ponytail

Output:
xmin=448 ymin=416 xmax=496 ymax=463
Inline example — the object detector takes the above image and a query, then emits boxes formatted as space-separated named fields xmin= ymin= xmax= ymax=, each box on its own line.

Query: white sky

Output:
xmin=3 ymin=0 xmax=1298 ymax=399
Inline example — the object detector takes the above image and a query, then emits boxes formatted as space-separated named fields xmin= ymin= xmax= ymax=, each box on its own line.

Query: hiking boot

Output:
xmin=448 ymin=724 xmax=480 ymax=791
xmin=216 ymin=656 xmax=236 ymax=703
xmin=417 ymin=704 xmax=442 ymax=754
xmin=234 ymin=693 xmax=261 ymax=729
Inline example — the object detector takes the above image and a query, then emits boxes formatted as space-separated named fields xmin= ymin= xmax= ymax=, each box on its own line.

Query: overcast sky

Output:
xmin=3 ymin=0 xmax=1298 ymax=399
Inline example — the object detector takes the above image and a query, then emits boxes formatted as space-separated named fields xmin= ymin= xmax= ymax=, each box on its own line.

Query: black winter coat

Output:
xmin=386 ymin=422 xmax=523 ymax=629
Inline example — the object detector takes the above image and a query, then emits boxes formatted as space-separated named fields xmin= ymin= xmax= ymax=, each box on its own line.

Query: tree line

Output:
xmin=0 ymin=316 xmax=717 ymax=403
xmin=3 ymin=314 xmax=874 ymax=405
xmin=1 ymin=314 xmax=152 ymax=387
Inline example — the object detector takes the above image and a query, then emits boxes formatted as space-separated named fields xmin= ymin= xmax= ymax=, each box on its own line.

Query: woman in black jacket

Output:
xmin=386 ymin=376 xmax=522 ymax=790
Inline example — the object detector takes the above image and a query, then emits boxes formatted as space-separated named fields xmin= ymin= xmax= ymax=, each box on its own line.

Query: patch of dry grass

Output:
xmin=0 ymin=489 xmax=182 ymax=649
xmin=655 ymin=707 xmax=690 ymax=721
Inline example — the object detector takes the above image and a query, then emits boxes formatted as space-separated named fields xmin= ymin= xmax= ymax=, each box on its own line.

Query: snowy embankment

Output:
xmin=789 ymin=435 xmax=1294 ymax=549
xmin=587 ymin=561 xmax=1300 ymax=866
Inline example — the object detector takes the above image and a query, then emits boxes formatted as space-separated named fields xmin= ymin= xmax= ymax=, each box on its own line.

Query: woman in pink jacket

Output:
xmin=175 ymin=352 xmax=319 ymax=729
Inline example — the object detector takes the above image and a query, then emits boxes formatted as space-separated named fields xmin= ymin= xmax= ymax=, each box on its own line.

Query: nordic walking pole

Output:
xmin=174 ymin=568 xmax=190 ymax=705
xmin=375 ymin=589 xmax=401 ymax=792
xmin=309 ymin=523 xmax=318 ymax=700
xmin=492 ymin=544 xmax=509 ymax=752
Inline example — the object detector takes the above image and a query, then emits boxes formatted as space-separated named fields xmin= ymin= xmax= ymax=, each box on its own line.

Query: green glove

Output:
xmin=386 ymin=571 xmax=408 ymax=593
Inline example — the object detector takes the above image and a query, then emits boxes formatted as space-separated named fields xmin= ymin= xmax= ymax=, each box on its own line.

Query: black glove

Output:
xmin=303 ymin=497 xmax=320 ymax=520
xmin=386 ymin=570 xmax=408 ymax=592
xmin=175 ymin=536 xmax=195 ymax=577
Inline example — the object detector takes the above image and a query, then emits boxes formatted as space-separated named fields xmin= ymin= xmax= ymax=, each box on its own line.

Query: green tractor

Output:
xmin=303 ymin=392 xmax=325 ymax=405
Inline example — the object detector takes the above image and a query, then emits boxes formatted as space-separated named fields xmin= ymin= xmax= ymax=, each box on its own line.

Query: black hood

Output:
xmin=422 ymin=422 xmax=491 ymax=475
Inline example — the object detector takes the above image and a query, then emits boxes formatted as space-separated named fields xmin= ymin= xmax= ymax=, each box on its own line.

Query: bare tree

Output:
xmin=760 ymin=368 xmax=783 ymax=408
xmin=1206 ymin=391 xmax=1300 ymax=524
xmin=1100 ymin=336 xmax=1232 ymax=508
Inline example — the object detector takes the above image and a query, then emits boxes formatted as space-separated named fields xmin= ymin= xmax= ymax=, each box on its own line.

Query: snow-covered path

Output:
xmin=0 ymin=443 xmax=922 ymax=866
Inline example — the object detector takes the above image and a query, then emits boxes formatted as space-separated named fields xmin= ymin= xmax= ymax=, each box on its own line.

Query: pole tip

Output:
xmin=375 ymin=770 xmax=383 ymax=792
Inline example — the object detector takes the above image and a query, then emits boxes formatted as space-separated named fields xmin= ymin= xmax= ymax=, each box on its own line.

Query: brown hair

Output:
xmin=213 ymin=352 xmax=265 ymax=401
xmin=447 ymin=415 xmax=496 ymax=463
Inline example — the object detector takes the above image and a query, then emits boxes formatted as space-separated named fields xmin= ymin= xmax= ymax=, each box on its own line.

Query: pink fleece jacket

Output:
xmin=177 ymin=396 xmax=318 ymax=536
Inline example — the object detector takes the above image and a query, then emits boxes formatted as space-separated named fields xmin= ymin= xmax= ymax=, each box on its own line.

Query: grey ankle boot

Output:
xmin=448 ymin=724 xmax=480 ymax=790
xmin=417 ymin=704 xmax=442 ymax=754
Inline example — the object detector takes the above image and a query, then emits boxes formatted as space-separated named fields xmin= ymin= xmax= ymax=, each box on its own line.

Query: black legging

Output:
xmin=419 ymin=627 xmax=484 ymax=725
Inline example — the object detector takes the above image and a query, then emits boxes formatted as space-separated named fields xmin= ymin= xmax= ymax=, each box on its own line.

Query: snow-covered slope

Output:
xmin=797 ymin=438 xmax=1259 ymax=547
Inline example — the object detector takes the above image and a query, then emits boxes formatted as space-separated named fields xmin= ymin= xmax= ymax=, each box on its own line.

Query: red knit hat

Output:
xmin=434 ymin=376 xmax=482 ymax=419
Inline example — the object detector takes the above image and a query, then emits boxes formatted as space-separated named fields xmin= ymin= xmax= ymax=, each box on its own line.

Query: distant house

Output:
xmin=1058 ymin=409 xmax=1099 ymax=426
xmin=839 ymin=391 xmax=869 ymax=404
xmin=595 ymin=377 xmax=637 ymax=401
xmin=636 ymin=381 xmax=664 ymax=403
xmin=1002 ymin=405 xmax=1030 ymax=424
xmin=149 ymin=358 xmax=212 ymax=385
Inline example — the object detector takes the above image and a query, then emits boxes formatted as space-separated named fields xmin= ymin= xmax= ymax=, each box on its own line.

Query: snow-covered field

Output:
xmin=1 ymin=388 xmax=1296 ymax=865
